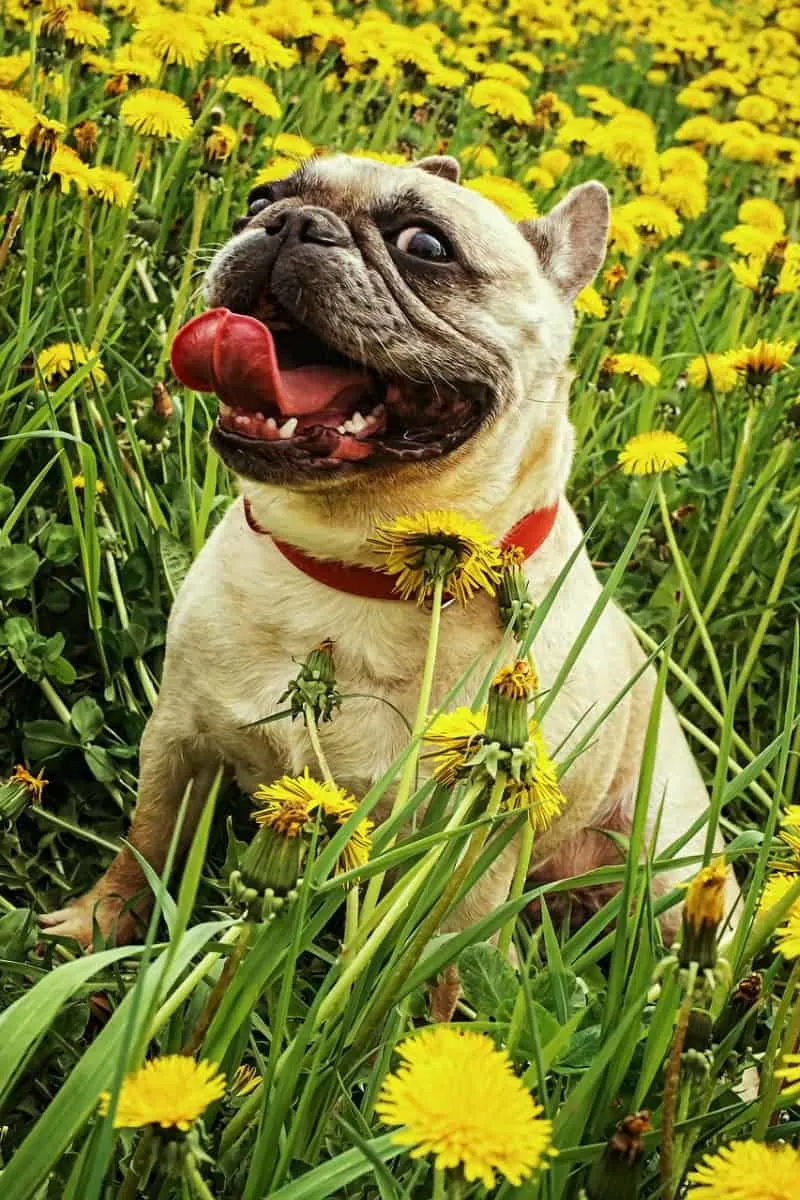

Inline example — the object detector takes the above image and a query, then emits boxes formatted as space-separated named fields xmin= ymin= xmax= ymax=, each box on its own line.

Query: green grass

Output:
xmin=1 ymin=0 xmax=800 ymax=1196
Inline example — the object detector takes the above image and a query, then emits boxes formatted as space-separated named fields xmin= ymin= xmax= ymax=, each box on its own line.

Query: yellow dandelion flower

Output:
xmin=618 ymin=430 xmax=687 ymax=475
xmin=608 ymin=211 xmax=641 ymax=256
xmin=120 ymin=89 xmax=192 ymax=140
xmin=369 ymin=510 xmax=502 ymax=606
xmin=776 ymin=1051 xmax=800 ymax=1093
xmin=481 ymin=62 xmax=530 ymax=91
xmin=664 ymin=250 xmax=692 ymax=267
xmin=555 ymin=115 xmax=601 ymax=150
xmin=463 ymin=174 xmax=537 ymax=221
xmin=730 ymin=257 xmax=764 ymax=293
xmin=99 ymin=1056 xmax=226 ymax=1130
xmin=736 ymin=94 xmax=779 ymax=125
xmin=575 ymin=285 xmax=607 ymax=318
xmin=727 ymin=338 xmax=795 ymax=384
xmin=350 ymin=149 xmax=408 ymax=166
xmin=686 ymin=353 xmax=740 ymax=393
xmin=48 ymin=144 xmax=91 ymax=196
xmin=252 ymin=156 xmax=300 ymax=187
xmin=253 ymin=769 xmax=371 ymax=873
xmin=647 ymin=69 xmax=667 ymax=85
xmin=537 ymin=147 xmax=571 ymax=179
xmin=738 ymin=198 xmax=785 ymax=237
xmin=659 ymin=146 xmax=709 ymax=182
xmin=468 ymin=78 xmax=533 ymax=125
xmin=721 ymin=127 xmax=778 ymax=165
xmin=0 ymin=52 xmax=29 ymax=89
xmin=424 ymin=706 xmax=488 ymax=788
xmin=460 ymin=143 xmax=499 ymax=172
xmin=650 ymin=173 xmax=707 ymax=219
xmin=72 ymin=474 xmax=107 ymax=495
xmin=616 ymin=196 xmax=682 ymax=242
xmin=687 ymin=1138 xmax=800 ymax=1198
xmin=226 ymin=76 xmax=281 ymax=119
xmin=758 ymin=874 xmax=800 ymax=924
xmin=269 ymin=132 xmax=315 ymax=161
xmin=614 ymin=46 xmax=636 ymax=64
xmin=602 ymin=353 xmax=661 ymax=387
xmin=209 ymin=15 xmax=297 ymax=69
xmin=675 ymin=115 xmax=725 ymax=145
xmin=37 ymin=343 xmax=106 ymax=386
xmin=509 ymin=51 xmax=544 ymax=72
xmin=10 ymin=764 xmax=47 ymax=805
xmin=523 ymin=165 xmax=555 ymax=191
xmin=576 ymin=85 xmax=628 ymax=117
xmin=88 ymin=166 xmax=134 ymax=207
xmin=677 ymin=86 xmax=716 ymax=111
xmin=502 ymin=721 xmax=565 ymax=832
xmin=376 ymin=1026 xmax=553 ymax=1189
xmin=61 ymin=10 xmax=110 ymax=49
xmin=722 ymin=225 xmax=779 ymax=257
xmin=775 ymin=258 xmax=800 ymax=297
xmin=132 ymin=13 xmax=208 ymax=68
xmin=230 ymin=1064 xmax=261 ymax=1097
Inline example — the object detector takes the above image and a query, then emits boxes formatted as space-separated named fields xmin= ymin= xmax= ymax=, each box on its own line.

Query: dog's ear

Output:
xmin=413 ymin=155 xmax=460 ymax=183
xmin=519 ymin=181 xmax=610 ymax=299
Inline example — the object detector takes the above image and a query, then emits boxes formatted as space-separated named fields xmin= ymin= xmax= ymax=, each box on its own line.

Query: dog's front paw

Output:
xmin=39 ymin=892 xmax=140 ymax=951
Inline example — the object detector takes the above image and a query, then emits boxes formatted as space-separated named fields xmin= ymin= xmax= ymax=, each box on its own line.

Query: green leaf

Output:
xmin=553 ymin=1024 xmax=602 ymax=1075
xmin=41 ymin=522 xmax=80 ymax=565
xmin=0 ymin=543 xmax=40 ymax=594
xmin=70 ymin=696 xmax=104 ymax=742
xmin=83 ymin=743 xmax=118 ymax=782
xmin=22 ymin=719 xmax=79 ymax=759
xmin=268 ymin=1135 xmax=401 ymax=1200
xmin=459 ymin=943 xmax=519 ymax=1020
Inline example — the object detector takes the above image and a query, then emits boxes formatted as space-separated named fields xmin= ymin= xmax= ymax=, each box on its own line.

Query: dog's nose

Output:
xmin=263 ymin=206 xmax=352 ymax=248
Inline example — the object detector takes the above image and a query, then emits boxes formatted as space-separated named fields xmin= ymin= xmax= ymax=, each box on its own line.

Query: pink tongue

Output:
xmin=170 ymin=308 xmax=370 ymax=417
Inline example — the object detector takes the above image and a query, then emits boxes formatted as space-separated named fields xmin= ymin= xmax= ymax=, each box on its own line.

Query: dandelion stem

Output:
xmin=147 ymin=923 xmax=241 ymax=1041
xmin=304 ymin=705 xmax=335 ymax=786
xmin=181 ymin=922 xmax=252 ymax=1057
xmin=660 ymin=961 xmax=698 ymax=1200
xmin=697 ymin=403 xmax=754 ymax=595
xmin=184 ymin=1155 xmax=216 ymax=1200
xmin=355 ymin=772 xmax=507 ymax=1050
xmin=497 ymin=819 xmax=534 ymax=960
xmin=118 ymin=1127 xmax=155 ymax=1200
xmin=361 ymin=575 xmax=445 ymax=922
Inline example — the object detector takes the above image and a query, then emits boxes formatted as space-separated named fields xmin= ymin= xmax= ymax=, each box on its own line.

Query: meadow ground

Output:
xmin=1 ymin=0 xmax=800 ymax=1196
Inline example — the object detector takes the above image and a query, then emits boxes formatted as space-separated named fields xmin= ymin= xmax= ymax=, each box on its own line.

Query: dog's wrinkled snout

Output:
xmin=263 ymin=205 xmax=352 ymax=249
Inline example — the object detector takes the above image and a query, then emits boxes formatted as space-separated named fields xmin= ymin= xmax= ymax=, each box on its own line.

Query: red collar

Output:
xmin=243 ymin=498 xmax=559 ymax=602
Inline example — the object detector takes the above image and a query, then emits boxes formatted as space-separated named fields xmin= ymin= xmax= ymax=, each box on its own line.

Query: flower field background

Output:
xmin=1 ymin=0 xmax=800 ymax=1196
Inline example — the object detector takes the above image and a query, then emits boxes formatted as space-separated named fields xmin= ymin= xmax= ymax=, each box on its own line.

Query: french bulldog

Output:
xmin=41 ymin=153 xmax=735 ymax=949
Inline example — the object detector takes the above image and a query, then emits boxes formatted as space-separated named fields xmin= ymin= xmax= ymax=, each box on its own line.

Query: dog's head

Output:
xmin=174 ymin=154 xmax=608 ymax=519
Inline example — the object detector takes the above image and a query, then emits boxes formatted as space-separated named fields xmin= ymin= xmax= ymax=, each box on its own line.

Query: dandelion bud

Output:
xmin=498 ymin=547 xmax=536 ymax=641
xmin=239 ymin=819 xmax=305 ymax=898
xmin=586 ymin=1111 xmax=652 ymax=1200
xmin=486 ymin=661 xmax=536 ymax=748
xmin=678 ymin=859 xmax=726 ymax=970
xmin=684 ymin=1008 xmax=714 ymax=1053
xmin=280 ymin=639 xmax=341 ymax=725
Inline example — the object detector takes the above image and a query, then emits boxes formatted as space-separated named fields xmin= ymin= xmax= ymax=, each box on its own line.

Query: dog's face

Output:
xmin=179 ymin=155 xmax=609 ymax=495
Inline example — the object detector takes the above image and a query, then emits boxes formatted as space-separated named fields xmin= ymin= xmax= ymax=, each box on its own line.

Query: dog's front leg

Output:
xmin=40 ymin=713 xmax=219 ymax=949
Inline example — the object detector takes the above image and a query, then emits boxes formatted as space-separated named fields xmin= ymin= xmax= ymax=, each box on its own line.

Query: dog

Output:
xmin=41 ymin=153 xmax=735 ymax=949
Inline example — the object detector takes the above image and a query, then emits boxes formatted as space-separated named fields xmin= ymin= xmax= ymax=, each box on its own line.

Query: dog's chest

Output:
xmin=213 ymin=591 xmax=505 ymax=800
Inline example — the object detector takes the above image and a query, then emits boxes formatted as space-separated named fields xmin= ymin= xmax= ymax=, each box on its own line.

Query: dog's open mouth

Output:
xmin=170 ymin=307 xmax=488 ymax=474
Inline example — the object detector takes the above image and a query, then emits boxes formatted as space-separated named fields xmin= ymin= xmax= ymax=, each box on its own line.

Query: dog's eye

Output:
xmin=249 ymin=197 xmax=271 ymax=217
xmin=393 ymin=226 xmax=450 ymax=260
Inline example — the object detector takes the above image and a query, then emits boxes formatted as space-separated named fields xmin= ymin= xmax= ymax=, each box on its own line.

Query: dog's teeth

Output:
xmin=349 ymin=411 xmax=367 ymax=433
xmin=279 ymin=418 xmax=298 ymax=439
xmin=337 ymin=425 xmax=346 ymax=434
xmin=265 ymin=417 xmax=277 ymax=431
